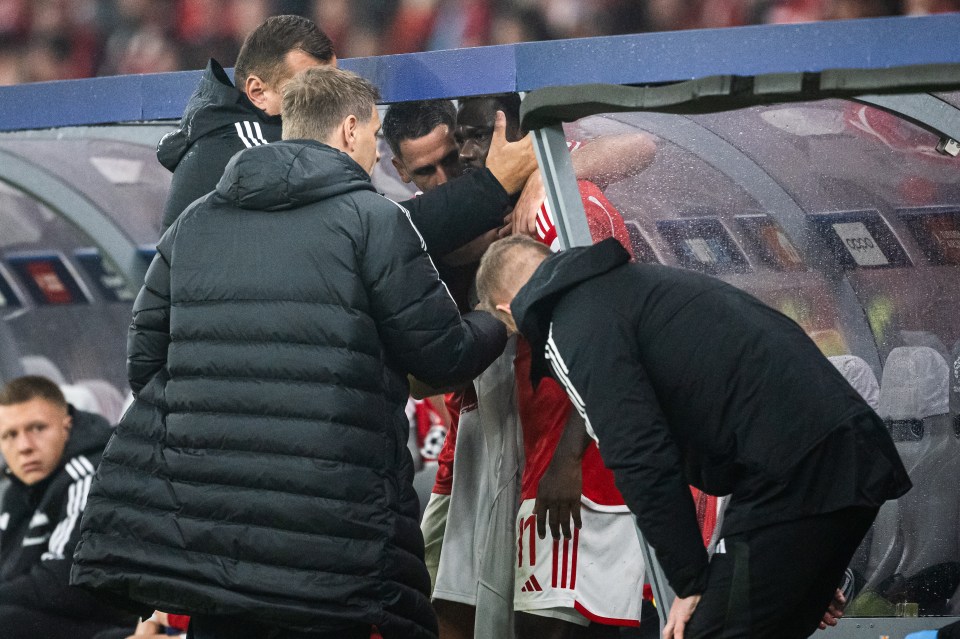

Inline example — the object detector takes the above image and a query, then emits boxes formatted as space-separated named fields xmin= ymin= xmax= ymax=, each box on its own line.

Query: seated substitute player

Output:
xmin=476 ymin=235 xmax=912 ymax=639
xmin=0 ymin=376 xmax=135 ymax=639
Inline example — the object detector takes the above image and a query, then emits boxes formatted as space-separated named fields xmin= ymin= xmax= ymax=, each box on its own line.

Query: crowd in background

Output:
xmin=0 ymin=0 xmax=958 ymax=86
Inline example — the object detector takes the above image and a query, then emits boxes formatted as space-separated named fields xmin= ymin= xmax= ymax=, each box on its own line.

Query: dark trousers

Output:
xmin=685 ymin=506 xmax=878 ymax=639
xmin=187 ymin=614 xmax=371 ymax=639
xmin=0 ymin=605 xmax=131 ymax=639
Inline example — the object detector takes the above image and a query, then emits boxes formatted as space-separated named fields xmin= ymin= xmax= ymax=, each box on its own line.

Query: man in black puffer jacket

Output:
xmin=0 ymin=376 xmax=135 ymax=639
xmin=159 ymin=15 xmax=534 ymax=257
xmin=71 ymin=67 xmax=508 ymax=639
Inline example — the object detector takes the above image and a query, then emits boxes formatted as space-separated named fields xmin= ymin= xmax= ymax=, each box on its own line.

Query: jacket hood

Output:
xmin=215 ymin=139 xmax=376 ymax=211
xmin=157 ymin=59 xmax=280 ymax=171
xmin=63 ymin=407 xmax=113 ymax=461
xmin=512 ymin=238 xmax=630 ymax=385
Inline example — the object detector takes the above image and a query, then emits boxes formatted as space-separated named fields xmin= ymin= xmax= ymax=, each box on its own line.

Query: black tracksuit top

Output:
xmin=511 ymin=238 xmax=911 ymax=598
xmin=1 ymin=408 xmax=133 ymax=631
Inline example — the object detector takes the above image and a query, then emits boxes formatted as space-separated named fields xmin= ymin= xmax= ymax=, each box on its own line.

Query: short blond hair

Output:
xmin=476 ymin=235 xmax=551 ymax=313
xmin=281 ymin=66 xmax=380 ymax=142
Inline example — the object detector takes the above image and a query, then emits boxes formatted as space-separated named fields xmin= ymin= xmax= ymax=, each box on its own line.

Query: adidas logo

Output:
xmin=521 ymin=575 xmax=543 ymax=593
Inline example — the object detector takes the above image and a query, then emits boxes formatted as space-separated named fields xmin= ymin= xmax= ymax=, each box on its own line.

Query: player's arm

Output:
xmin=534 ymin=408 xmax=589 ymax=540
xmin=359 ymin=199 xmax=506 ymax=388
xmin=546 ymin=311 xmax=708 ymax=599
xmin=570 ymin=132 xmax=656 ymax=191
xmin=513 ymin=132 xmax=656 ymax=237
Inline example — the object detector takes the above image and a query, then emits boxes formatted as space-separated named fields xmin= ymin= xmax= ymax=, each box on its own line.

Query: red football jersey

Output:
xmin=431 ymin=388 xmax=477 ymax=495
xmin=535 ymin=178 xmax=634 ymax=259
xmin=519 ymin=175 xmax=633 ymax=505
xmin=515 ymin=338 xmax=625 ymax=506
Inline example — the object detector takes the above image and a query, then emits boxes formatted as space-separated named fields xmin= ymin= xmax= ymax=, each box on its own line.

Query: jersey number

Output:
xmin=518 ymin=514 xmax=580 ymax=590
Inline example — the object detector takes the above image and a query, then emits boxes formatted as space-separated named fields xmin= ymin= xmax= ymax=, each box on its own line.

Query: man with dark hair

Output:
xmin=0 ymin=376 xmax=134 ymax=639
xmin=159 ymin=16 xmax=535 ymax=262
xmin=383 ymin=99 xmax=462 ymax=194
xmin=159 ymin=14 xmax=335 ymax=230
xmin=476 ymin=235 xmax=912 ymax=639
xmin=232 ymin=14 xmax=337 ymax=110
xmin=456 ymin=94 xmax=523 ymax=172
xmin=71 ymin=66 xmax=508 ymax=639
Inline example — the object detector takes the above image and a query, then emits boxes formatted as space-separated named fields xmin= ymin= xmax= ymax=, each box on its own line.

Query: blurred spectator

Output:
xmin=0 ymin=0 xmax=957 ymax=86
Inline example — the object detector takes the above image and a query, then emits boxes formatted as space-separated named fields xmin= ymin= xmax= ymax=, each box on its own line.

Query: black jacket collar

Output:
xmin=512 ymin=238 xmax=630 ymax=386
xmin=157 ymin=59 xmax=281 ymax=172
xmin=214 ymin=139 xmax=376 ymax=212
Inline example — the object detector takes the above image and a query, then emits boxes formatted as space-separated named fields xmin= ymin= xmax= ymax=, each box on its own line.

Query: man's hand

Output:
xmin=512 ymin=168 xmax=546 ymax=238
xmin=485 ymin=111 xmax=537 ymax=195
xmin=125 ymin=614 xmax=164 ymax=637
xmin=663 ymin=594 xmax=701 ymax=639
xmin=534 ymin=450 xmax=583 ymax=539
xmin=818 ymin=588 xmax=846 ymax=630
xmin=497 ymin=210 xmax=514 ymax=239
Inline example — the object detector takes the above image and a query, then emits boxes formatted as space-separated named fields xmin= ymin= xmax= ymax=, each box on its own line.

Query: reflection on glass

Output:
xmin=623 ymin=221 xmax=658 ymax=263
xmin=735 ymin=214 xmax=805 ymax=271
xmin=0 ymin=136 xmax=171 ymax=244
xmin=899 ymin=207 xmax=960 ymax=266
xmin=74 ymin=249 xmax=137 ymax=303
xmin=0 ymin=177 xmax=133 ymax=390
xmin=0 ymin=267 xmax=22 ymax=309
xmin=656 ymin=218 xmax=750 ymax=274
xmin=809 ymin=210 xmax=911 ymax=269
xmin=6 ymin=253 xmax=89 ymax=306
xmin=137 ymin=245 xmax=158 ymax=265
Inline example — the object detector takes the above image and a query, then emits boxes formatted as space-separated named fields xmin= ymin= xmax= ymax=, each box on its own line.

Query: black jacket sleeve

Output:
xmin=398 ymin=168 xmax=510 ymax=257
xmin=546 ymin=305 xmax=709 ymax=598
xmin=360 ymin=196 xmax=507 ymax=388
xmin=127 ymin=232 xmax=173 ymax=395
xmin=161 ymin=130 xmax=247 ymax=231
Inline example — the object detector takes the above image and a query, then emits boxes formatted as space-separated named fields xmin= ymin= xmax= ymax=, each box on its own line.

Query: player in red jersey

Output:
xmin=512 ymin=171 xmax=648 ymax=638
xmin=386 ymin=94 xmax=655 ymax=639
